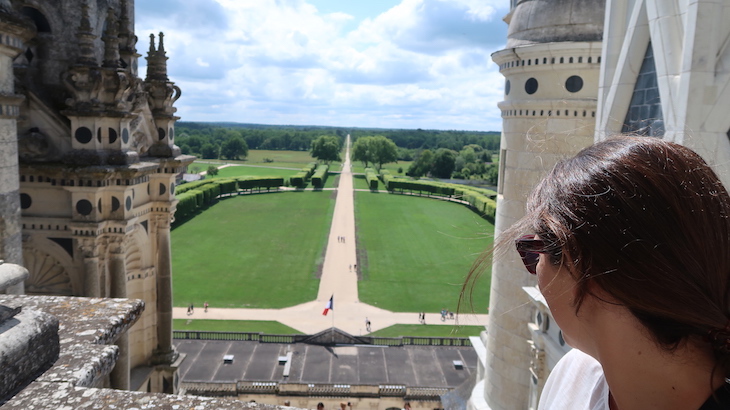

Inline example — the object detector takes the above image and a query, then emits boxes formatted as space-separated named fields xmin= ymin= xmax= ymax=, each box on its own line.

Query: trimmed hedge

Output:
xmin=365 ymin=168 xmax=379 ymax=190
xmin=384 ymin=178 xmax=497 ymax=222
xmin=175 ymin=176 xmax=285 ymax=219
xmin=311 ymin=165 xmax=329 ymax=188
xmin=290 ymin=162 xmax=318 ymax=188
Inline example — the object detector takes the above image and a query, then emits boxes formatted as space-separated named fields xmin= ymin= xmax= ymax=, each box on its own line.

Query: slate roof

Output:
xmin=175 ymin=339 xmax=477 ymax=388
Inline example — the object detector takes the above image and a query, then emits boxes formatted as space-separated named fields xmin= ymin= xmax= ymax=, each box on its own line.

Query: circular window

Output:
xmin=147 ymin=184 xmax=150 ymax=195
xmin=75 ymin=127 xmax=93 ymax=144
xmin=122 ymin=128 xmax=129 ymax=144
xmin=109 ymin=128 xmax=118 ymax=144
xmin=98 ymin=198 xmax=102 ymax=213
xmin=505 ymin=79 xmax=511 ymax=96
xmin=125 ymin=196 xmax=132 ymax=211
xmin=159 ymin=183 xmax=166 ymax=195
xmin=158 ymin=127 xmax=166 ymax=141
xmin=536 ymin=311 xmax=543 ymax=327
xmin=170 ymin=127 xmax=175 ymax=141
xmin=111 ymin=196 xmax=120 ymax=212
xmin=96 ymin=127 xmax=102 ymax=143
xmin=76 ymin=199 xmax=93 ymax=216
xmin=525 ymin=78 xmax=538 ymax=95
xmin=170 ymin=183 xmax=175 ymax=195
xmin=565 ymin=75 xmax=583 ymax=93
xmin=20 ymin=193 xmax=32 ymax=209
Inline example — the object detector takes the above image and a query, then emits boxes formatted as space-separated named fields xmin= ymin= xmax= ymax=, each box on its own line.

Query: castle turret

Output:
xmin=469 ymin=1 xmax=605 ymax=409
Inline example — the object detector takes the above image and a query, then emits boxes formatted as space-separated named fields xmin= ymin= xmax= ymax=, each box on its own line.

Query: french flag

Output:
xmin=322 ymin=295 xmax=333 ymax=316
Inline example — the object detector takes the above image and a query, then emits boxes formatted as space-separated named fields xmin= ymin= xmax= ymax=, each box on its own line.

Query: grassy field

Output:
xmin=351 ymin=161 xmax=411 ymax=175
xmin=214 ymin=165 xmax=298 ymax=179
xmin=171 ymin=191 xmax=335 ymax=309
xmin=173 ymin=319 xmax=303 ymax=334
xmin=352 ymin=174 xmax=371 ymax=190
xmin=355 ymin=192 xmax=493 ymax=313
xmin=192 ymin=149 xmax=341 ymax=171
xmin=367 ymin=324 xmax=484 ymax=338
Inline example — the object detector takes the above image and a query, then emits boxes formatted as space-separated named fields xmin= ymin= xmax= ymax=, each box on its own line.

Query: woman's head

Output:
xmin=520 ymin=136 xmax=730 ymax=362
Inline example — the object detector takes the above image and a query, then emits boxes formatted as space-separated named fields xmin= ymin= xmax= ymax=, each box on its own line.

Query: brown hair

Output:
xmin=470 ymin=136 xmax=730 ymax=373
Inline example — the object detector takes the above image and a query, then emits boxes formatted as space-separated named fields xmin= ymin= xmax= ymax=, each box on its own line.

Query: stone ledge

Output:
xmin=3 ymin=382 xmax=286 ymax=409
xmin=36 ymin=343 xmax=118 ymax=388
xmin=0 ymin=295 xmax=144 ymax=345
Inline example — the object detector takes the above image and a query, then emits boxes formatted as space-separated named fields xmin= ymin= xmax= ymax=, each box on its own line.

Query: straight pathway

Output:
xmin=174 ymin=135 xmax=489 ymax=335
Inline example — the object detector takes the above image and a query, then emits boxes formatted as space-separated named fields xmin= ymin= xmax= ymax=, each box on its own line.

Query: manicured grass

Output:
xmin=351 ymin=161 xmax=411 ymax=175
xmin=352 ymin=174 xmax=372 ymax=191
xmin=191 ymin=150 xmax=342 ymax=171
xmin=355 ymin=192 xmax=493 ymax=313
xmin=214 ymin=165 xmax=298 ymax=179
xmin=367 ymin=324 xmax=484 ymax=338
xmin=173 ymin=319 xmax=303 ymax=334
xmin=171 ymin=192 xmax=335 ymax=309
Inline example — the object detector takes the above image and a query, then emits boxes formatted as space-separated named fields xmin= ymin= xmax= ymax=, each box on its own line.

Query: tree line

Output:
xmin=176 ymin=122 xmax=500 ymax=183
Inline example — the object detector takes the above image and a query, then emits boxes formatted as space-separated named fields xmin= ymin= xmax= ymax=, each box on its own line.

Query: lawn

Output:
xmin=171 ymin=191 xmax=335 ymax=309
xmin=191 ymin=150 xmax=341 ymax=171
xmin=214 ymin=165 xmax=298 ymax=179
xmin=351 ymin=161 xmax=411 ymax=175
xmin=173 ymin=319 xmax=303 ymax=334
xmin=355 ymin=192 xmax=493 ymax=313
xmin=367 ymin=324 xmax=484 ymax=338
xmin=352 ymin=174 xmax=372 ymax=190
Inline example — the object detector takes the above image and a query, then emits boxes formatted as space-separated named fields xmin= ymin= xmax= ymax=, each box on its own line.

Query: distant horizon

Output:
xmin=177 ymin=120 xmax=501 ymax=134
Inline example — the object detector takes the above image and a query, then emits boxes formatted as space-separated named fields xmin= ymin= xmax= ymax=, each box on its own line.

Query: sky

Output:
xmin=135 ymin=0 xmax=509 ymax=132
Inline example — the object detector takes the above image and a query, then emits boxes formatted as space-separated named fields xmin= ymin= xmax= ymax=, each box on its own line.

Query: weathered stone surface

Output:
xmin=36 ymin=343 xmax=118 ymax=388
xmin=0 ymin=295 xmax=144 ymax=345
xmin=0 ymin=262 xmax=28 ymax=291
xmin=3 ymin=382 xmax=287 ymax=409
xmin=0 ymin=307 xmax=59 ymax=402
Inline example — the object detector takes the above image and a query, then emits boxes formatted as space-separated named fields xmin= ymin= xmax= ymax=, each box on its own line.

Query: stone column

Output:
xmin=108 ymin=236 xmax=129 ymax=390
xmin=155 ymin=215 xmax=173 ymax=355
xmin=80 ymin=239 xmax=100 ymax=297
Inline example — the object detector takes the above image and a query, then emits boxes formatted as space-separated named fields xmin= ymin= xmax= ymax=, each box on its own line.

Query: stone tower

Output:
xmin=0 ymin=0 xmax=33 ymax=294
xmin=8 ymin=0 xmax=192 ymax=393
xmin=469 ymin=1 xmax=605 ymax=409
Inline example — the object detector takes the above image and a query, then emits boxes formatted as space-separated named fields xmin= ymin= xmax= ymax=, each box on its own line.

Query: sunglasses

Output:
xmin=515 ymin=234 xmax=551 ymax=275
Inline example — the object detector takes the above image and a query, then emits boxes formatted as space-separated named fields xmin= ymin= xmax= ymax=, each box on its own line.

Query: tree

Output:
xmin=200 ymin=143 xmax=218 ymax=159
xmin=221 ymin=136 xmax=248 ymax=160
xmin=310 ymin=135 xmax=341 ymax=163
xmin=351 ymin=137 xmax=371 ymax=168
xmin=206 ymin=165 xmax=219 ymax=176
xmin=431 ymin=148 xmax=457 ymax=178
xmin=351 ymin=136 xmax=398 ymax=170
xmin=407 ymin=149 xmax=434 ymax=177
xmin=370 ymin=136 xmax=398 ymax=170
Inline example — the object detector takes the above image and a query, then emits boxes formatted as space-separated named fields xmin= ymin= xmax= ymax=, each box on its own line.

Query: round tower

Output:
xmin=470 ymin=1 xmax=605 ymax=409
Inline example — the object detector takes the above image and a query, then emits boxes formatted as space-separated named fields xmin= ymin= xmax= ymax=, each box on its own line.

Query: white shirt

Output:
xmin=538 ymin=349 xmax=610 ymax=410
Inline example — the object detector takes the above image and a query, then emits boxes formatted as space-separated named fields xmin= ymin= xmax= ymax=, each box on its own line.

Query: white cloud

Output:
xmin=135 ymin=0 xmax=509 ymax=131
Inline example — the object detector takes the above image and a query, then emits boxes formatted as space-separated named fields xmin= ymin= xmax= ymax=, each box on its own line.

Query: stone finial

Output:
xmin=102 ymin=7 xmax=121 ymax=68
xmin=76 ymin=3 xmax=98 ymax=66
xmin=145 ymin=32 xmax=169 ymax=82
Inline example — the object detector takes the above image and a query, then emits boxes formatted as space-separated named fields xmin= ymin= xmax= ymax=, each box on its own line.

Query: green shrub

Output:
xmin=365 ymin=168 xmax=379 ymax=190
xmin=311 ymin=165 xmax=329 ymax=188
